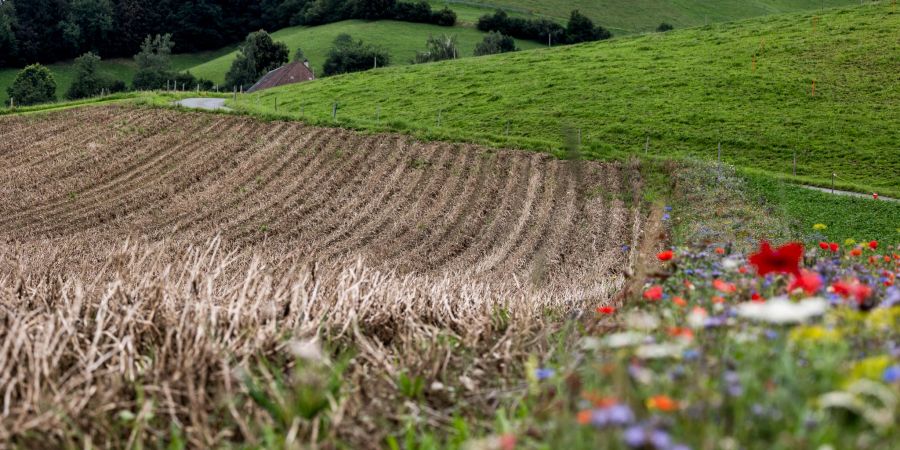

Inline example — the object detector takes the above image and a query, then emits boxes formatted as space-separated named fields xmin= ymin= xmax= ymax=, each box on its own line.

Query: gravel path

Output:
xmin=799 ymin=185 xmax=898 ymax=203
xmin=174 ymin=98 xmax=230 ymax=111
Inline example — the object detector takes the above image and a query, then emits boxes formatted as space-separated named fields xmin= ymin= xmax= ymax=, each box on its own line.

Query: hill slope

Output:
xmin=434 ymin=0 xmax=859 ymax=33
xmin=235 ymin=3 xmax=900 ymax=196
xmin=189 ymin=20 xmax=542 ymax=85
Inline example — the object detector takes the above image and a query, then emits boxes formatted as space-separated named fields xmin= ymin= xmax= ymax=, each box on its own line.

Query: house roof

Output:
xmin=247 ymin=61 xmax=316 ymax=93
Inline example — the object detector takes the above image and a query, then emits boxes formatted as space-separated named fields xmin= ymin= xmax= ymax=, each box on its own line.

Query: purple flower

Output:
xmin=607 ymin=404 xmax=635 ymax=425
xmin=662 ymin=213 xmax=671 ymax=221
xmin=623 ymin=426 xmax=646 ymax=448
xmin=764 ymin=329 xmax=779 ymax=340
xmin=883 ymin=365 xmax=900 ymax=383
xmin=535 ymin=368 xmax=554 ymax=380
xmin=664 ymin=205 xmax=673 ymax=211
xmin=649 ymin=430 xmax=672 ymax=449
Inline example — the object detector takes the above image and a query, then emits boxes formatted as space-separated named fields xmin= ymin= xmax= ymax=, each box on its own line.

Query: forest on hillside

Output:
xmin=0 ymin=0 xmax=454 ymax=67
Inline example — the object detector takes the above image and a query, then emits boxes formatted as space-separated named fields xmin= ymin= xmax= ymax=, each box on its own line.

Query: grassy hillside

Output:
xmin=232 ymin=3 xmax=900 ymax=197
xmin=433 ymin=0 xmax=859 ymax=33
xmin=0 ymin=52 xmax=229 ymax=104
xmin=189 ymin=20 xmax=542 ymax=85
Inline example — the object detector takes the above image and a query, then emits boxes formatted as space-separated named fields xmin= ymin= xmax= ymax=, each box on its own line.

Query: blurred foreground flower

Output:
xmin=749 ymin=241 xmax=803 ymax=276
xmin=735 ymin=296 xmax=828 ymax=324
xmin=813 ymin=223 xmax=828 ymax=230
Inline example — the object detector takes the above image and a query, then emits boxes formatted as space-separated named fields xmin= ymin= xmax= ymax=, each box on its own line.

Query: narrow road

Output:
xmin=174 ymin=98 xmax=230 ymax=111
xmin=799 ymin=185 xmax=898 ymax=203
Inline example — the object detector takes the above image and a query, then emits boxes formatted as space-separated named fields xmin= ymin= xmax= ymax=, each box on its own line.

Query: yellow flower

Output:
xmin=845 ymin=356 xmax=891 ymax=386
xmin=844 ymin=238 xmax=857 ymax=246
xmin=813 ymin=223 xmax=828 ymax=231
xmin=789 ymin=325 xmax=842 ymax=345
xmin=865 ymin=308 xmax=900 ymax=331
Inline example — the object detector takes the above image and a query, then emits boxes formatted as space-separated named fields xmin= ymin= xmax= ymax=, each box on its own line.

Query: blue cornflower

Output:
xmin=883 ymin=365 xmax=900 ymax=383
xmin=535 ymin=368 xmax=554 ymax=380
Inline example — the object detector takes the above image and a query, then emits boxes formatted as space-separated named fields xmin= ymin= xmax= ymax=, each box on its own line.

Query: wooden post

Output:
xmin=752 ymin=55 xmax=757 ymax=72
xmin=644 ymin=136 xmax=650 ymax=155
xmin=274 ymin=96 xmax=278 ymax=112
xmin=9 ymin=97 xmax=13 ymax=109
xmin=505 ymin=120 xmax=510 ymax=136
xmin=376 ymin=104 xmax=380 ymax=123
xmin=332 ymin=102 xmax=338 ymax=120
xmin=793 ymin=150 xmax=797 ymax=176
xmin=196 ymin=83 xmax=199 ymax=93
xmin=811 ymin=79 xmax=816 ymax=97
xmin=233 ymin=86 xmax=237 ymax=102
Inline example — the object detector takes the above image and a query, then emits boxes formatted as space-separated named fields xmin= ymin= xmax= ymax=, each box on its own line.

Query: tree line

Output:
xmin=477 ymin=9 xmax=611 ymax=45
xmin=0 ymin=0 xmax=455 ymax=68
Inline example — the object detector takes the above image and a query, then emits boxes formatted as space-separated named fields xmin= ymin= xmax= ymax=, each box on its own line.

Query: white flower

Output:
xmin=687 ymin=307 xmax=708 ymax=328
xmin=735 ymin=296 xmax=828 ymax=324
xmin=624 ymin=311 xmax=660 ymax=331
xmin=636 ymin=343 xmax=685 ymax=360
xmin=722 ymin=256 xmax=743 ymax=270
xmin=288 ymin=338 xmax=324 ymax=362
xmin=603 ymin=331 xmax=647 ymax=348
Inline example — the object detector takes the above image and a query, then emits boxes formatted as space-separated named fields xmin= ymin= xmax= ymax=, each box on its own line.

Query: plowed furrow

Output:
xmin=12 ymin=119 xmax=246 ymax=236
xmin=290 ymin=135 xmax=409 ymax=250
xmin=381 ymin=145 xmax=479 ymax=272
xmin=411 ymin=147 xmax=497 ymax=272
xmin=227 ymin=131 xmax=383 ymax=243
xmin=313 ymin=142 xmax=449 ymax=263
xmin=0 ymin=114 xmax=226 ymax=229
xmin=160 ymin=122 xmax=310 ymax=235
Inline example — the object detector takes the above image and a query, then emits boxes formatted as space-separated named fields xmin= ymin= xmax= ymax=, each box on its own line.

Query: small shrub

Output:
xmin=414 ymin=34 xmax=458 ymax=63
xmin=322 ymin=33 xmax=390 ymax=76
xmin=657 ymin=22 xmax=674 ymax=32
xmin=7 ymin=64 xmax=56 ymax=106
xmin=474 ymin=31 xmax=518 ymax=56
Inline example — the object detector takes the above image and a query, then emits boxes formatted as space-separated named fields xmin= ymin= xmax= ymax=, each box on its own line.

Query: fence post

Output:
xmin=831 ymin=173 xmax=835 ymax=194
xmin=376 ymin=104 xmax=380 ymax=123
xmin=793 ymin=150 xmax=797 ymax=176
xmin=578 ymin=128 xmax=582 ymax=146
xmin=233 ymin=86 xmax=237 ymax=102
xmin=644 ymin=136 xmax=650 ymax=155
xmin=717 ymin=142 xmax=722 ymax=164
xmin=9 ymin=97 xmax=13 ymax=109
xmin=274 ymin=95 xmax=278 ymax=112
xmin=332 ymin=102 xmax=338 ymax=120
xmin=196 ymin=83 xmax=199 ymax=94
xmin=505 ymin=120 xmax=510 ymax=136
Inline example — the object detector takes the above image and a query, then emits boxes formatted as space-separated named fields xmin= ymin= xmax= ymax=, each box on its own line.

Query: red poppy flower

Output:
xmin=738 ymin=266 xmax=748 ymax=274
xmin=873 ymin=193 xmax=879 ymax=200
xmin=751 ymin=292 xmax=765 ymax=303
xmin=597 ymin=306 xmax=616 ymax=315
xmin=829 ymin=243 xmax=839 ymax=253
xmin=749 ymin=241 xmax=803 ymax=276
xmin=868 ymin=240 xmax=878 ymax=250
xmin=886 ymin=280 xmax=895 ymax=287
xmin=885 ymin=256 xmax=892 ymax=263
xmin=715 ymin=247 xmax=726 ymax=255
xmin=643 ymin=285 xmax=664 ymax=301
xmin=646 ymin=395 xmax=679 ymax=412
xmin=818 ymin=242 xmax=829 ymax=250
xmin=672 ymin=296 xmax=687 ymax=307
xmin=713 ymin=279 xmax=737 ymax=293
xmin=787 ymin=269 xmax=822 ymax=295
xmin=850 ymin=248 xmax=862 ymax=257
xmin=831 ymin=280 xmax=872 ymax=302
xmin=668 ymin=327 xmax=694 ymax=340
xmin=711 ymin=295 xmax=725 ymax=304
xmin=657 ymin=250 xmax=674 ymax=261
xmin=576 ymin=409 xmax=592 ymax=425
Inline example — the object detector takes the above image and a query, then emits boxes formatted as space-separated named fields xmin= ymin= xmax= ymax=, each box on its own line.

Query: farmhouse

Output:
xmin=246 ymin=60 xmax=316 ymax=93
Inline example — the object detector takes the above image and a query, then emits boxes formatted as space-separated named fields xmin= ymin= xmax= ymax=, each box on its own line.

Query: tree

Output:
xmin=293 ymin=47 xmax=306 ymax=62
xmin=657 ymin=22 xmax=674 ymax=32
xmin=0 ymin=1 xmax=18 ymax=67
xmin=61 ymin=0 xmax=114 ymax=53
xmin=7 ymin=64 xmax=56 ymax=106
xmin=9 ymin=0 xmax=69 ymax=63
xmin=225 ymin=30 xmax=289 ymax=89
xmin=66 ymin=52 xmax=125 ymax=99
xmin=322 ymin=33 xmax=389 ymax=76
xmin=132 ymin=34 xmax=175 ymax=90
xmin=473 ymin=31 xmax=517 ymax=56
xmin=565 ymin=10 xmax=610 ymax=44
xmin=414 ymin=34 xmax=458 ymax=63
xmin=174 ymin=0 xmax=225 ymax=52
xmin=352 ymin=0 xmax=395 ymax=20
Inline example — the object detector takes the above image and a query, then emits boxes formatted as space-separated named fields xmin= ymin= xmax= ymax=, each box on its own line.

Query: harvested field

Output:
xmin=0 ymin=106 xmax=645 ymax=447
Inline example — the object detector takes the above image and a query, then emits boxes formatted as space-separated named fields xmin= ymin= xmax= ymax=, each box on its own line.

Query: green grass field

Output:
xmin=434 ymin=0 xmax=859 ymax=33
xmin=230 ymin=3 xmax=899 ymax=197
xmin=189 ymin=20 xmax=542 ymax=85
xmin=0 ymin=51 xmax=230 ymax=104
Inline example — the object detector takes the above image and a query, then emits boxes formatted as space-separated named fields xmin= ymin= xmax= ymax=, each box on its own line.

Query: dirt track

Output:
xmin=0 ymin=106 xmax=643 ymax=296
